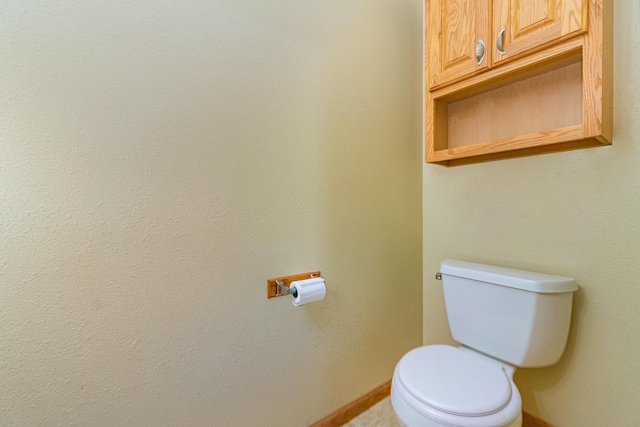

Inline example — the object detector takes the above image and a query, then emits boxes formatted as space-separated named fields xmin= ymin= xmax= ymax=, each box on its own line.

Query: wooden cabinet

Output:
xmin=425 ymin=0 xmax=612 ymax=166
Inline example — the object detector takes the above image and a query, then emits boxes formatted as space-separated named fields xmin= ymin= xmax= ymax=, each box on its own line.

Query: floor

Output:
xmin=342 ymin=397 xmax=402 ymax=427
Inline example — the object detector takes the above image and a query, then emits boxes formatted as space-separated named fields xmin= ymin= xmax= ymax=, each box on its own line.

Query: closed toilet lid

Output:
xmin=396 ymin=345 xmax=512 ymax=417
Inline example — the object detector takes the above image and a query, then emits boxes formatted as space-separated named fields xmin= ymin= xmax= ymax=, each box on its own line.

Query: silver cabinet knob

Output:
xmin=476 ymin=39 xmax=486 ymax=65
xmin=496 ymin=28 xmax=506 ymax=56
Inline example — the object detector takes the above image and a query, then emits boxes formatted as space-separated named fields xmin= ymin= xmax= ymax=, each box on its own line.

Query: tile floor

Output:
xmin=342 ymin=397 xmax=402 ymax=427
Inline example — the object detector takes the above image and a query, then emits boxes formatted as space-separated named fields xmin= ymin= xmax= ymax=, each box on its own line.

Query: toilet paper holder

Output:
xmin=267 ymin=271 xmax=321 ymax=299
xmin=276 ymin=280 xmax=297 ymax=297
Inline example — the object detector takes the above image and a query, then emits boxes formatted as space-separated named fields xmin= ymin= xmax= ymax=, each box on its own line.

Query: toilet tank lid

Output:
xmin=440 ymin=260 xmax=578 ymax=293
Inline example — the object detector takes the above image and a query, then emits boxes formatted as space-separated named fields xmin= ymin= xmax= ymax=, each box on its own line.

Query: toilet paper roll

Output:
xmin=290 ymin=277 xmax=326 ymax=307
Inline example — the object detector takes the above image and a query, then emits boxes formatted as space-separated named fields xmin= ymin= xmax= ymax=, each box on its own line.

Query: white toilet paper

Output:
xmin=290 ymin=277 xmax=326 ymax=307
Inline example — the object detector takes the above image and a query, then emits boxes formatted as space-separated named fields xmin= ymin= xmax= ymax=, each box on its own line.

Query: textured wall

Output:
xmin=0 ymin=1 xmax=423 ymax=425
xmin=423 ymin=1 xmax=640 ymax=426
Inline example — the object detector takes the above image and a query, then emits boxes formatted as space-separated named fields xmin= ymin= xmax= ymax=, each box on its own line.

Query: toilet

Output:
xmin=391 ymin=259 xmax=577 ymax=427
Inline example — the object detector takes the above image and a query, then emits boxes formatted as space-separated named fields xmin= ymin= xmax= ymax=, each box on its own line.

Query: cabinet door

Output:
xmin=428 ymin=0 xmax=491 ymax=90
xmin=492 ymin=0 xmax=588 ymax=64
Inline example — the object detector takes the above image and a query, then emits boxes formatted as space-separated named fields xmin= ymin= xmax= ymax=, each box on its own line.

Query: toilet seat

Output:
xmin=392 ymin=345 xmax=522 ymax=427
xmin=396 ymin=345 xmax=511 ymax=416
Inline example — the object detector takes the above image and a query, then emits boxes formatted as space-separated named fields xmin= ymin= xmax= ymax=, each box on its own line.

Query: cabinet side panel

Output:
xmin=425 ymin=0 xmax=435 ymax=162
xmin=582 ymin=0 xmax=610 ymax=141
xmin=601 ymin=0 xmax=613 ymax=141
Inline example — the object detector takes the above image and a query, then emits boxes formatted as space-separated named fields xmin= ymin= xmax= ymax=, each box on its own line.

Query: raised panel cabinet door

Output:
xmin=428 ymin=0 xmax=491 ymax=90
xmin=492 ymin=0 xmax=588 ymax=64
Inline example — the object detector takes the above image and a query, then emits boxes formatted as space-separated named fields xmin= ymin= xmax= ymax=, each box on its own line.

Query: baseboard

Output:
xmin=523 ymin=411 xmax=556 ymax=427
xmin=308 ymin=380 xmax=391 ymax=427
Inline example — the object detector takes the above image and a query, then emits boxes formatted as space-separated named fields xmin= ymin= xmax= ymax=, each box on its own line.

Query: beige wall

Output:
xmin=423 ymin=1 xmax=640 ymax=426
xmin=0 ymin=1 xmax=423 ymax=426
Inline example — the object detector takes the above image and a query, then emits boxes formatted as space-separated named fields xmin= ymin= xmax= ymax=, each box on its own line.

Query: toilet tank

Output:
xmin=440 ymin=260 xmax=578 ymax=368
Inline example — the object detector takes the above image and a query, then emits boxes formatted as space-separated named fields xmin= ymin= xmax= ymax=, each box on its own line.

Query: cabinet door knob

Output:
xmin=476 ymin=39 xmax=486 ymax=65
xmin=496 ymin=28 xmax=506 ymax=56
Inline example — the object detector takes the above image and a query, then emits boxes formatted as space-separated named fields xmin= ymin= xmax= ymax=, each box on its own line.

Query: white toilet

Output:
xmin=391 ymin=259 xmax=577 ymax=427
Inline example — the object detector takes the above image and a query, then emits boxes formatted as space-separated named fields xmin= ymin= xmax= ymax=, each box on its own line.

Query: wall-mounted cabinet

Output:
xmin=425 ymin=0 xmax=612 ymax=166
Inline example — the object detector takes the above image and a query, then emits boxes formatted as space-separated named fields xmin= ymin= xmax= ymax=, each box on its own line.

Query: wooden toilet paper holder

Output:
xmin=267 ymin=271 xmax=321 ymax=299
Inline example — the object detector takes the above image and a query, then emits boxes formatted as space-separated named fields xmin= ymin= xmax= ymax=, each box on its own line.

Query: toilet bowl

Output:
xmin=390 ymin=260 xmax=577 ymax=427
xmin=391 ymin=345 xmax=522 ymax=427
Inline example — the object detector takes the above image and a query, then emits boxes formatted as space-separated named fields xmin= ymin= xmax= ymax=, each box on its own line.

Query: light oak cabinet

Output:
xmin=425 ymin=0 xmax=611 ymax=166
